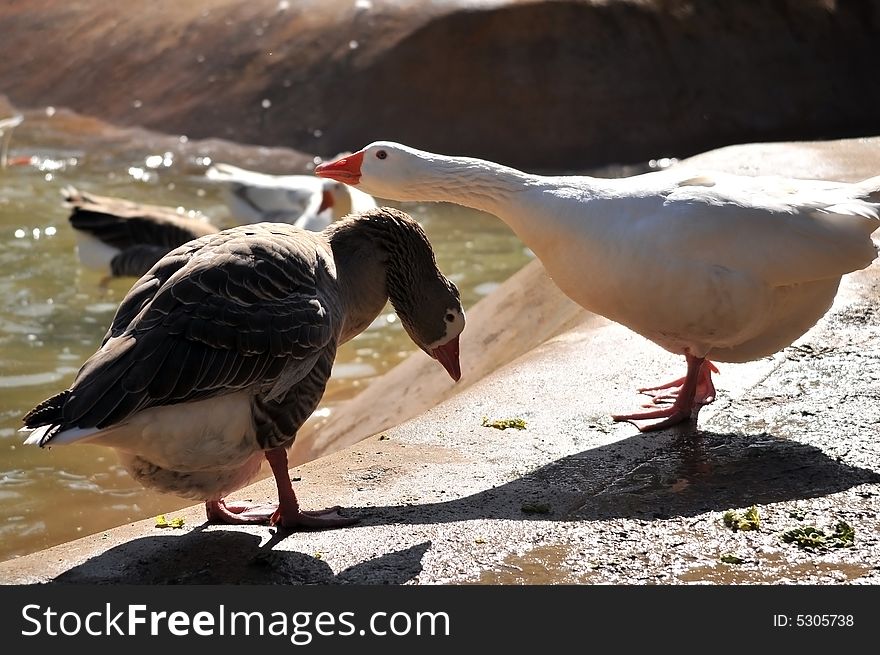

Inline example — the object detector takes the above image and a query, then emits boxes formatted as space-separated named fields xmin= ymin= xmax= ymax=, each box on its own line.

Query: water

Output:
xmin=0 ymin=107 xmax=534 ymax=562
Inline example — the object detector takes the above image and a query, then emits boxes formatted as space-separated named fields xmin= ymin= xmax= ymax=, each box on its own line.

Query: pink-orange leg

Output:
xmin=612 ymin=354 xmax=715 ymax=432
xmin=639 ymin=360 xmax=719 ymax=407
xmin=205 ymin=447 xmax=357 ymax=530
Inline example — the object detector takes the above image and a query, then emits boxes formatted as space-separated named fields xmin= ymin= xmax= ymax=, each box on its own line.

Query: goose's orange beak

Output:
xmin=315 ymin=151 xmax=363 ymax=185
xmin=430 ymin=335 xmax=461 ymax=382
xmin=318 ymin=189 xmax=334 ymax=212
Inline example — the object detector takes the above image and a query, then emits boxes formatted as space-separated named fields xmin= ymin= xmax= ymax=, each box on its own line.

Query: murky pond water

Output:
xmin=0 ymin=107 xmax=535 ymax=563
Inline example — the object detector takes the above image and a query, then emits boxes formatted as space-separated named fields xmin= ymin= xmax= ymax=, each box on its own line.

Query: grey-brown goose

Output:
xmin=22 ymin=207 xmax=465 ymax=529
xmin=64 ymin=187 xmax=221 ymax=283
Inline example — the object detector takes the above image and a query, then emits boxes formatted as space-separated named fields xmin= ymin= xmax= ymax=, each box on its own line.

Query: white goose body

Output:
xmin=493 ymin=169 xmax=878 ymax=363
xmin=206 ymin=162 xmax=377 ymax=229
xmin=316 ymin=142 xmax=880 ymax=430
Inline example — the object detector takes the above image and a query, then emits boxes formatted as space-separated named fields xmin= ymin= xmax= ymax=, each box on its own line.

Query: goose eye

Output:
xmin=376 ymin=150 xmax=388 ymax=160
xmin=445 ymin=313 xmax=455 ymax=322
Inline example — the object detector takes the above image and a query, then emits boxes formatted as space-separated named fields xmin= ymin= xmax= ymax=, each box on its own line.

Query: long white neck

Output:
xmin=381 ymin=153 xmax=608 ymax=260
xmin=390 ymin=154 xmax=539 ymax=218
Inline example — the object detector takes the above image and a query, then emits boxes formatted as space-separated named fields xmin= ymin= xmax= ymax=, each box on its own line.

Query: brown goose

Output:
xmin=64 ymin=186 xmax=221 ymax=283
xmin=22 ymin=207 xmax=465 ymax=529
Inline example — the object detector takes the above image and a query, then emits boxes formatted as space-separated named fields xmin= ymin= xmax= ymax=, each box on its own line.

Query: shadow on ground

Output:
xmin=46 ymin=429 xmax=878 ymax=584
xmin=350 ymin=429 xmax=879 ymax=526
xmin=54 ymin=531 xmax=432 ymax=585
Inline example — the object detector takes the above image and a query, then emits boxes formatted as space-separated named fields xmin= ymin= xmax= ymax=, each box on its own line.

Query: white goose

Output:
xmin=0 ymin=113 xmax=24 ymax=169
xmin=205 ymin=162 xmax=377 ymax=230
xmin=22 ymin=207 xmax=464 ymax=529
xmin=316 ymin=142 xmax=880 ymax=431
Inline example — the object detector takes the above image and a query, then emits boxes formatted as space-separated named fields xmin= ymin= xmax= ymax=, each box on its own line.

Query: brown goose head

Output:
xmin=327 ymin=207 xmax=465 ymax=381
xmin=395 ymin=271 xmax=464 ymax=382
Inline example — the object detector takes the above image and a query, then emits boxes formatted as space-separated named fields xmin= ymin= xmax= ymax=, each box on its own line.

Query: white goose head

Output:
xmin=316 ymin=141 xmax=443 ymax=202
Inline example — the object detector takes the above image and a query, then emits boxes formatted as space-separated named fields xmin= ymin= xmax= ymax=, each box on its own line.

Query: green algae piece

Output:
xmin=782 ymin=521 xmax=855 ymax=551
xmin=155 ymin=514 xmax=185 ymax=529
xmin=723 ymin=505 xmax=760 ymax=532
xmin=482 ymin=416 xmax=527 ymax=430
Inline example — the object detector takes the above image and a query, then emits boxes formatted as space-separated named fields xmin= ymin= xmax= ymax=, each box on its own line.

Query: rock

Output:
xmin=0 ymin=0 xmax=878 ymax=170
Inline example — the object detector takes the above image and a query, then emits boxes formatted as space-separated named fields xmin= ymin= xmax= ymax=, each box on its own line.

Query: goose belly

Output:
xmin=83 ymin=392 xmax=261 ymax=473
xmin=74 ymin=232 xmax=118 ymax=274
xmin=707 ymin=277 xmax=841 ymax=363
xmin=545 ymin=242 xmax=771 ymax=355
xmin=117 ymin=451 xmax=265 ymax=500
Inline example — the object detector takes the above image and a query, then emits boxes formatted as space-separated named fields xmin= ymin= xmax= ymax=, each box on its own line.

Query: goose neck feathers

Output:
xmin=326 ymin=207 xmax=463 ymax=351
xmin=357 ymin=141 xmax=537 ymax=213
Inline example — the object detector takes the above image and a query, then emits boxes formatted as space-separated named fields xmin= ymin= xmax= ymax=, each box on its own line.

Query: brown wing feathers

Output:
xmin=25 ymin=226 xmax=336 ymax=434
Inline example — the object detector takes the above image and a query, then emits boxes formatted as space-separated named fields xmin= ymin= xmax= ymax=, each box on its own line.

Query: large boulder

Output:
xmin=1 ymin=0 xmax=878 ymax=170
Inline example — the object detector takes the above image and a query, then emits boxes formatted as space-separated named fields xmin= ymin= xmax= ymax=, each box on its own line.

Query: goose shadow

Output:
xmin=44 ymin=429 xmax=879 ymax=584
xmin=344 ymin=429 xmax=880 ymax=526
xmin=52 ymin=530 xmax=432 ymax=585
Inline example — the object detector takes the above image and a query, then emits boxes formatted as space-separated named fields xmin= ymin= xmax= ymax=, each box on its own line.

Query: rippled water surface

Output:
xmin=0 ymin=108 xmax=535 ymax=562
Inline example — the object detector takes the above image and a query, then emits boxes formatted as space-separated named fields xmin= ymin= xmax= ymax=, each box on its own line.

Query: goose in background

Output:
xmin=316 ymin=141 xmax=880 ymax=432
xmin=22 ymin=207 xmax=464 ymax=529
xmin=0 ymin=114 xmax=24 ymax=169
xmin=205 ymin=162 xmax=377 ymax=230
xmin=64 ymin=186 xmax=220 ymax=283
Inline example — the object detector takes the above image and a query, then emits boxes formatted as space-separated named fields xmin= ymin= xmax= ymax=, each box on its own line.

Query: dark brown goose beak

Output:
xmin=315 ymin=151 xmax=364 ymax=185
xmin=430 ymin=335 xmax=461 ymax=382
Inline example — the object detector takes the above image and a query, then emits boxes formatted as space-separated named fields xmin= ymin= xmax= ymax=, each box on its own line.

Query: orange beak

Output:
xmin=318 ymin=189 xmax=334 ymax=212
xmin=315 ymin=151 xmax=364 ymax=185
xmin=430 ymin=335 xmax=461 ymax=382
